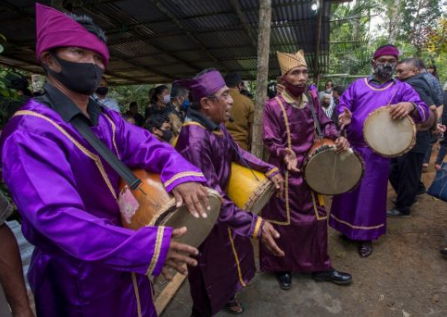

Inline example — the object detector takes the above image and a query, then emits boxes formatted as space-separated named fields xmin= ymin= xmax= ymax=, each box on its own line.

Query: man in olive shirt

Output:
xmin=224 ymin=73 xmax=254 ymax=151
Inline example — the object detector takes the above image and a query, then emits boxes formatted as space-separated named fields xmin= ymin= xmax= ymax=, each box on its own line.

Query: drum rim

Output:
xmin=243 ymin=178 xmax=276 ymax=212
xmin=303 ymin=146 xmax=365 ymax=195
xmin=363 ymin=105 xmax=417 ymax=158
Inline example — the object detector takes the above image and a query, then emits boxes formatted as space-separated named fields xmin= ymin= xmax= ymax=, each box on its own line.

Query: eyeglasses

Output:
xmin=208 ymin=91 xmax=231 ymax=101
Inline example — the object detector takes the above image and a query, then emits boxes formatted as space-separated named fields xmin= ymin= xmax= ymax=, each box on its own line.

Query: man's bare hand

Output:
xmin=161 ymin=227 xmax=199 ymax=281
xmin=338 ymin=108 xmax=352 ymax=131
xmin=284 ymin=148 xmax=300 ymax=172
xmin=389 ymin=102 xmax=414 ymax=120
xmin=270 ymin=173 xmax=285 ymax=198
xmin=172 ymin=182 xmax=210 ymax=218
xmin=335 ymin=136 xmax=350 ymax=152
xmin=276 ymin=83 xmax=285 ymax=95
xmin=261 ymin=222 xmax=285 ymax=257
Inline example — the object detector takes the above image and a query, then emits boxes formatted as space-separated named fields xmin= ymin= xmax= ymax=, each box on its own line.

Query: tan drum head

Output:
xmin=364 ymin=106 xmax=416 ymax=157
xmin=304 ymin=148 xmax=364 ymax=195
xmin=155 ymin=190 xmax=221 ymax=248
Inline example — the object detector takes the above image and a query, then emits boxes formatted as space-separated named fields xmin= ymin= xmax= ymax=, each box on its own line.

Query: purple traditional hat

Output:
xmin=373 ymin=44 xmax=400 ymax=59
xmin=35 ymin=3 xmax=110 ymax=66
xmin=175 ymin=70 xmax=226 ymax=102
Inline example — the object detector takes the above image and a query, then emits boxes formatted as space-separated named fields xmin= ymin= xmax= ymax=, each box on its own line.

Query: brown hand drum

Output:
xmin=364 ymin=106 xmax=416 ymax=157
xmin=118 ymin=169 xmax=221 ymax=248
xmin=303 ymin=138 xmax=364 ymax=195
xmin=227 ymin=163 xmax=277 ymax=214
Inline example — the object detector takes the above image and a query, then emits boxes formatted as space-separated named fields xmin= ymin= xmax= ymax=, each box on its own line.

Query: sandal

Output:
xmin=224 ymin=297 xmax=245 ymax=315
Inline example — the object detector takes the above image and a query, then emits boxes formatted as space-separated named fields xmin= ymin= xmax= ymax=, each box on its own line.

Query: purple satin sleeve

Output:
xmin=263 ymin=101 xmax=288 ymax=160
xmin=399 ymin=82 xmax=429 ymax=123
xmin=2 ymin=131 xmax=171 ymax=276
xmin=108 ymin=110 xmax=207 ymax=192
xmin=179 ymin=141 xmax=262 ymax=238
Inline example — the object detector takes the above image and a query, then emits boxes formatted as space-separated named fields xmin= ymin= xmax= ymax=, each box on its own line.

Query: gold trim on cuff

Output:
xmin=253 ymin=217 xmax=263 ymax=238
xmin=164 ymin=171 xmax=205 ymax=188
xmin=146 ymin=226 xmax=165 ymax=276
xmin=265 ymin=167 xmax=279 ymax=177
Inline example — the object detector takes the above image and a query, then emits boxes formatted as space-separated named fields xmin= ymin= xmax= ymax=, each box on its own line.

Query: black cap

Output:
xmin=224 ymin=72 xmax=242 ymax=87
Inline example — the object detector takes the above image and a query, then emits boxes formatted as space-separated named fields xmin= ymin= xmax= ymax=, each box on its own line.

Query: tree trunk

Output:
xmin=388 ymin=0 xmax=402 ymax=42
xmin=251 ymin=0 xmax=272 ymax=158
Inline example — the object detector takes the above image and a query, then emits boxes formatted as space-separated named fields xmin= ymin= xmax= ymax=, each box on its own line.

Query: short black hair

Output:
xmin=145 ymin=114 xmax=169 ymax=132
xmin=333 ymin=85 xmax=345 ymax=96
xmin=224 ymin=72 xmax=242 ymax=88
xmin=150 ymin=85 xmax=169 ymax=104
xmin=171 ymin=83 xmax=188 ymax=98
xmin=129 ymin=101 xmax=138 ymax=109
xmin=398 ymin=58 xmax=425 ymax=70
xmin=67 ymin=13 xmax=107 ymax=43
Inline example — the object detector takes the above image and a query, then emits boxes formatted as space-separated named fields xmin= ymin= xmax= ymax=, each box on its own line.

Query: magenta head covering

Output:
xmin=35 ymin=3 xmax=110 ymax=66
xmin=175 ymin=69 xmax=226 ymax=102
xmin=373 ymin=44 xmax=400 ymax=60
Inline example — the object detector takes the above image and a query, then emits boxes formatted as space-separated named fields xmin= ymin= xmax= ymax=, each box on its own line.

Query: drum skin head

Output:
xmin=364 ymin=106 xmax=416 ymax=157
xmin=155 ymin=190 xmax=221 ymax=248
xmin=304 ymin=148 xmax=364 ymax=195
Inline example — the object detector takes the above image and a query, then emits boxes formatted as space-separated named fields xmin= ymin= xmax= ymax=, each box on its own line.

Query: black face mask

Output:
xmin=373 ymin=63 xmax=396 ymax=79
xmin=47 ymin=54 xmax=104 ymax=95
xmin=96 ymin=87 xmax=109 ymax=95
xmin=284 ymin=80 xmax=306 ymax=97
xmin=160 ymin=129 xmax=172 ymax=142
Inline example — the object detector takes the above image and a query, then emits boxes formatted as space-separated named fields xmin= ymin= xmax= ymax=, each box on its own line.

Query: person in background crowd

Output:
xmin=389 ymin=58 xmax=438 ymax=217
xmin=145 ymin=85 xmax=173 ymax=119
xmin=224 ymin=72 xmax=255 ymax=151
xmin=325 ymin=80 xmax=333 ymax=93
xmin=320 ymin=92 xmax=338 ymax=124
xmin=239 ymin=81 xmax=254 ymax=99
xmin=262 ymin=49 xmax=352 ymax=290
xmin=0 ymin=191 xmax=35 ymax=317
xmin=0 ymin=74 xmax=32 ymax=128
xmin=145 ymin=114 xmax=173 ymax=143
xmin=329 ymin=44 xmax=429 ymax=258
xmin=125 ymin=102 xmax=144 ymax=126
xmin=0 ymin=4 xmax=210 ymax=316
xmin=122 ymin=113 xmax=136 ymax=125
xmin=267 ymin=82 xmax=277 ymax=99
xmin=169 ymin=84 xmax=189 ymax=136
xmin=332 ymin=85 xmax=345 ymax=107
xmin=435 ymin=83 xmax=447 ymax=171
xmin=93 ymin=77 xmax=120 ymax=112
xmin=427 ymin=64 xmax=439 ymax=80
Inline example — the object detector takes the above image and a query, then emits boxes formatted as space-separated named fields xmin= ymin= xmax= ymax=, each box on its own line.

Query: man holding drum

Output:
xmin=330 ymin=44 xmax=429 ymax=258
xmin=0 ymin=4 xmax=211 ymax=317
xmin=261 ymin=49 xmax=352 ymax=290
xmin=175 ymin=69 xmax=285 ymax=316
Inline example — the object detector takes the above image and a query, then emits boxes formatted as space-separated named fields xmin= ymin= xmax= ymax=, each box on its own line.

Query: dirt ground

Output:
xmin=161 ymin=150 xmax=447 ymax=317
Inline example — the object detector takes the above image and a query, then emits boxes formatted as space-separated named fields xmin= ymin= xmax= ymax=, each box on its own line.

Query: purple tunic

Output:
xmin=0 ymin=100 xmax=207 ymax=317
xmin=260 ymin=88 xmax=338 ymax=272
xmin=175 ymin=119 xmax=278 ymax=316
xmin=329 ymin=78 xmax=428 ymax=241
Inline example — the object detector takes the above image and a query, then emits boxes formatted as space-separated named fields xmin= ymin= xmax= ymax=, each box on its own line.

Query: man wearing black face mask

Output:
xmin=261 ymin=49 xmax=352 ymax=290
xmin=145 ymin=114 xmax=173 ymax=143
xmin=93 ymin=77 xmax=120 ymax=113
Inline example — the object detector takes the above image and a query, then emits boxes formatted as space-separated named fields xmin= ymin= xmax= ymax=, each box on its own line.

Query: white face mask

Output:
xmin=163 ymin=95 xmax=171 ymax=104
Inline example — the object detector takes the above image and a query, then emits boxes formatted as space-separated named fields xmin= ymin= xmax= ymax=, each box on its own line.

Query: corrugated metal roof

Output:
xmin=0 ymin=0 xmax=341 ymax=84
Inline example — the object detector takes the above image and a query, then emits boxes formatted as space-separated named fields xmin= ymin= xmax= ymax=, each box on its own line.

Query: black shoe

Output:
xmin=312 ymin=270 xmax=352 ymax=285
xmin=276 ymin=272 xmax=291 ymax=290
xmin=386 ymin=209 xmax=411 ymax=218
xmin=358 ymin=241 xmax=373 ymax=258
xmin=440 ymin=247 xmax=447 ymax=258
xmin=416 ymin=186 xmax=426 ymax=195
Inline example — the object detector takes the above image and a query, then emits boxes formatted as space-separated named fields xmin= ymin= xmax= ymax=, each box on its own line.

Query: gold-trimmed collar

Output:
xmin=364 ymin=77 xmax=395 ymax=91
xmin=281 ymin=90 xmax=308 ymax=109
xmin=182 ymin=121 xmax=224 ymax=136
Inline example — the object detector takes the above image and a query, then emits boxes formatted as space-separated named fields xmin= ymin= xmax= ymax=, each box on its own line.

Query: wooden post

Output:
xmin=251 ymin=0 xmax=272 ymax=158
xmin=313 ymin=0 xmax=323 ymax=83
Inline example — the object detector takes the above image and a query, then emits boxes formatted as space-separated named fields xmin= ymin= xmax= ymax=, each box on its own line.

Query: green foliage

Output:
xmin=109 ymin=84 xmax=154 ymax=114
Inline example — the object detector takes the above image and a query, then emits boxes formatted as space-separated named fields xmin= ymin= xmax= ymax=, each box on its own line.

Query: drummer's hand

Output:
xmin=162 ymin=227 xmax=199 ymax=281
xmin=338 ymin=108 xmax=352 ymax=130
xmin=172 ymin=182 xmax=210 ymax=218
xmin=261 ymin=222 xmax=285 ymax=257
xmin=335 ymin=136 xmax=350 ymax=152
xmin=389 ymin=102 xmax=414 ymax=119
xmin=276 ymin=84 xmax=285 ymax=95
xmin=270 ymin=173 xmax=285 ymax=198
xmin=284 ymin=148 xmax=300 ymax=172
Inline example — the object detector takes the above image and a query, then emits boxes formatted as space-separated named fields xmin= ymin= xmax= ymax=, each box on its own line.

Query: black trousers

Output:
xmin=389 ymin=152 xmax=425 ymax=215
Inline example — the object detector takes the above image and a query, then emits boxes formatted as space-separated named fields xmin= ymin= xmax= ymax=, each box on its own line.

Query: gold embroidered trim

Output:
xmin=253 ymin=217 xmax=263 ymax=238
xmin=182 ymin=121 xmax=223 ymax=136
xmin=164 ymin=171 xmax=204 ymax=188
xmin=146 ymin=226 xmax=165 ymax=276
xmin=330 ymin=213 xmax=385 ymax=230
xmin=311 ymin=192 xmax=327 ymax=221
xmin=14 ymin=111 xmax=117 ymax=199
xmin=228 ymin=228 xmax=246 ymax=287
xmin=131 ymin=273 xmax=143 ymax=317
xmin=103 ymin=113 xmax=120 ymax=159
xmin=364 ymin=77 xmax=394 ymax=91
xmin=265 ymin=167 xmax=279 ymax=177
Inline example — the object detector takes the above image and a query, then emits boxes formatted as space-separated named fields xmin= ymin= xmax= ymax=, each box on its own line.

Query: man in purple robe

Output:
xmin=261 ymin=49 xmax=353 ymax=290
xmin=0 ymin=4 xmax=213 ymax=317
xmin=175 ymin=69 xmax=285 ymax=316
xmin=329 ymin=44 xmax=429 ymax=257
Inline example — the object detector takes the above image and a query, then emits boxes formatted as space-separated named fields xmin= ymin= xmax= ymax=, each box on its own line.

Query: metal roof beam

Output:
xmin=228 ymin=0 xmax=257 ymax=49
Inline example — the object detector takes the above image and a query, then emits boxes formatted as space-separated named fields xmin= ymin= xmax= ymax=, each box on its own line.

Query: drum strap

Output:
xmin=306 ymin=92 xmax=324 ymax=138
xmin=71 ymin=116 xmax=142 ymax=190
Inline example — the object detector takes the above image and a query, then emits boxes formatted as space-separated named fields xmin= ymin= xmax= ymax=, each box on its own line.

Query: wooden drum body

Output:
xmin=227 ymin=163 xmax=276 ymax=214
xmin=364 ymin=106 xmax=416 ymax=158
xmin=303 ymin=138 xmax=364 ymax=195
xmin=119 ymin=169 xmax=221 ymax=248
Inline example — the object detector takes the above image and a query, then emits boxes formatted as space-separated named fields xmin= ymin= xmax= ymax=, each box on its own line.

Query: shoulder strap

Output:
xmin=71 ymin=116 xmax=141 ymax=190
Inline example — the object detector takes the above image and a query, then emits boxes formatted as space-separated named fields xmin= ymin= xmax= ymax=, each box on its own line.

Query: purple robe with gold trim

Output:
xmin=260 ymin=87 xmax=338 ymax=272
xmin=329 ymin=78 xmax=428 ymax=241
xmin=175 ymin=121 xmax=278 ymax=317
xmin=0 ymin=99 xmax=206 ymax=317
